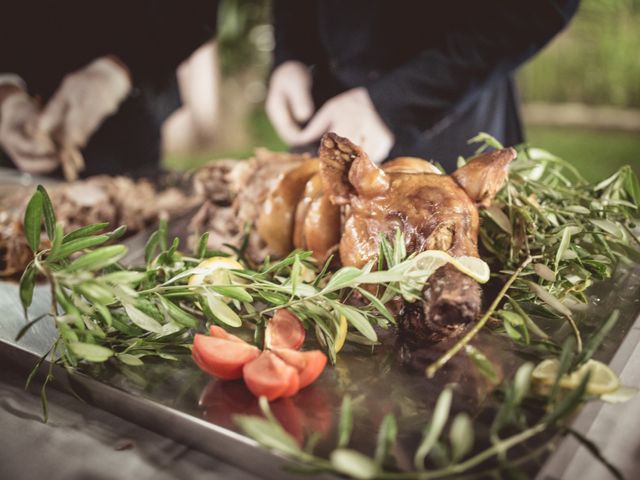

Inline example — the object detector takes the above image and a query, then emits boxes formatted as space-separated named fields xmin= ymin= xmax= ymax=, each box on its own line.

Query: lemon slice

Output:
xmin=411 ymin=250 xmax=491 ymax=284
xmin=532 ymin=358 xmax=620 ymax=396
xmin=188 ymin=257 xmax=244 ymax=288
xmin=334 ymin=315 xmax=348 ymax=353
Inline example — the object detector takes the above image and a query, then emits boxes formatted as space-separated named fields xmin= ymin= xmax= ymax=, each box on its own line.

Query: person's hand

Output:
xmin=295 ymin=87 xmax=394 ymax=164
xmin=35 ymin=56 xmax=132 ymax=149
xmin=266 ymin=61 xmax=314 ymax=145
xmin=0 ymin=90 xmax=59 ymax=174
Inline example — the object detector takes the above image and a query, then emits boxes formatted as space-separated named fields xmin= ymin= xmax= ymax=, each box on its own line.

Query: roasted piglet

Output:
xmin=188 ymin=133 xmax=514 ymax=342
xmin=319 ymin=133 xmax=515 ymax=342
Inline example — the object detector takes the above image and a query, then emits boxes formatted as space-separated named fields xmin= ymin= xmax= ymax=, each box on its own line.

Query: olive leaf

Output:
xmin=234 ymin=415 xmax=302 ymax=456
xmin=374 ymin=414 xmax=398 ymax=466
xmin=69 ymin=342 xmax=114 ymax=362
xmin=19 ymin=263 xmax=37 ymax=315
xmin=577 ymin=310 xmax=619 ymax=365
xmin=123 ymin=304 xmax=164 ymax=333
xmin=544 ymin=371 xmax=590 ymax=425
xmin=144 ymin=230 xmax=160 ymax=264
xmin=158 ymin=296 xmax=199 ymax=328
xmin=23 ymin=189 xmax=43 ymax=252
xmin=513 ymin=362 xmax=534 ymax=405
xmin=117 ymin=353 xmax=144 ymax=366
xmin=415 ymin=387 xmax=452 ymax=470
xmin=209 ymin=285 xmax=253 ymax=303
xmin=527 ymin=281 xmax=573 ymax=318
xmin=555 ymin=226 xmax=582 ymax=271
xmin=333 ymin=303 xmax=377 ymax=342
xmin=203 ymin=292 xmax=242 ymax=327
xmin=533 ymin=263 xmax=556 ymax=282
xmin=63 ymin=222 xmax=109 ymax=243
xmin=195 ymin=231 xmax=209 ymax=258
xmin=465 ymin=345 xmax=499 ymax=383
xmin=484 ymin=205 xmax=512 ymax=234
xmin=449 ymin=413 xmax=474 ymax=462
xmin=330 ymin=449 xmax=379 ymax=480
xmin=48 ymin=234 xmax=110 ymax=261
xmin=337 ymin=395 xmax=353 ymax=448
xmin=66 ymin=245 xmax=127 ymax=272
xmin=323 ymin=266 xmax=365 ymax=292
xmin=501 ymin=310 xmax=530 ymax=344
xmin=37 ymin=185 xmax=57 ymax=241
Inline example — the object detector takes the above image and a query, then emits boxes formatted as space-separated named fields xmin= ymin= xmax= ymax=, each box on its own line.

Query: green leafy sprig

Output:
xmin=235 ymin=362 xmax=623 ymax=480
xmin=18 ymin=188 xmax=470 ymax=369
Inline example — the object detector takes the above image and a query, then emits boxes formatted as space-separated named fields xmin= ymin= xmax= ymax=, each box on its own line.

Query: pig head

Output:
xmin=318 ymin=132 xmax=516 ymax=343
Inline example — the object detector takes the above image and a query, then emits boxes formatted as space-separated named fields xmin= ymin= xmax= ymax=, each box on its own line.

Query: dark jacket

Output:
xmin=1 ymin=1 xmax=218 ymax=177
xmin=273 ymin=0 xmax=579 ymax=169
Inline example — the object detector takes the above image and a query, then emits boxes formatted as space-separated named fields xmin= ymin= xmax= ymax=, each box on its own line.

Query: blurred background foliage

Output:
xmin=164 ymin=0 xmax=640 ymax=182
xmin=519 ymin=0 xmax=640 ymax=108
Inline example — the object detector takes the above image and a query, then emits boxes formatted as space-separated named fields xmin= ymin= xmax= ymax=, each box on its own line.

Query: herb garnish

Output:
xmin=14 ymin=134 xmax=640 ymax=478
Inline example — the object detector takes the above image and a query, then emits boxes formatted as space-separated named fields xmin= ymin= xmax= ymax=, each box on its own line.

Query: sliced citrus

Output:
xmin=532 ymin=358 xmax=620 ymax=396
xmin=188 ymin=256 xmax=243 ymax=287
xmin=265 ymin=309 xmax=306 ymax=350
xmin=411 ymin=250 xmax=490 ymax=284
xmin=334 ymin=315 xmax=348 ymax=353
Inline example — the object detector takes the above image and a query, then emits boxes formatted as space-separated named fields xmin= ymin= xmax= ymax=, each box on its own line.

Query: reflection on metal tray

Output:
xmin=1 ymin=228 xmax=639 ymax=479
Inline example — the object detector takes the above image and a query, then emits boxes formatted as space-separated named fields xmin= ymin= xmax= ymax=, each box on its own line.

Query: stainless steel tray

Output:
xmin=1 ymin=175 xmax=639 ymax=478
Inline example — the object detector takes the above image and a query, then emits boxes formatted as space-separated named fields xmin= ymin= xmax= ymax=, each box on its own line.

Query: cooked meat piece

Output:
xmin=257 ymin=159 xmax=320 ymax=257
xmin=292 ymin=173 xmax=341 ymax=264
xmin=452 ymin=148 xmax=516 ymax=208
xmin=189 ymin=134 xmax=514 ymax=341
xmin=0 ymin=213 xmax=34 ymax=277
xmin=188 ymin=149 xmax=312 ymax=262
xmin=0 ymin=176 xmax=192 ymax=277
xmin=319 ymin=132 xmax=515 ymax=342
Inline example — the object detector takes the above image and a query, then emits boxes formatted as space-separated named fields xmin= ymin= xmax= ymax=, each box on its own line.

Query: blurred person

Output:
xmin=0 ymin=1 xmax=219 ymax=179
xmin=266 ymin=0 xmax=580 ymax=170
xmin=162 ymin=40 xmax=221 ymax=155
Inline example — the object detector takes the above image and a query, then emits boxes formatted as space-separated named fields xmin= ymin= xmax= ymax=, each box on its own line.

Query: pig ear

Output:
xmin=319 ymin=132 xmax=389 ymax=204
xmin=452 ymin=147 xmax=517 ymax=208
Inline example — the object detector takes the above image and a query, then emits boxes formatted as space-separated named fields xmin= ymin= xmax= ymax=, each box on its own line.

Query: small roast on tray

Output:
xmin=3 ymin=132 xmax=514 ymax=344
xmin=191 ymin=132 xmax=515 ymax=342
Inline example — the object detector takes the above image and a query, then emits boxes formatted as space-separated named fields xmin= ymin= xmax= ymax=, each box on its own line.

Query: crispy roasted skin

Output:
xmin=319 ymin=132 xmax=514 ymax=342
xmin=189 ymin=134 xmax=514 ymax=342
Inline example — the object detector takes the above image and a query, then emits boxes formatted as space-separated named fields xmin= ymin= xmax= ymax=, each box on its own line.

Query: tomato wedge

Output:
xmin=243 ymin=351 xmax=300 ymax=400
xmin=209 ymin=325 xmax=246 ymax=343
xmin=192 ymin=334 xmax=260 ymax=380
xmin=265 ymin=309 xmax=306 ymax=350
xmin=273 ymin=348 xmax=327 ymax=388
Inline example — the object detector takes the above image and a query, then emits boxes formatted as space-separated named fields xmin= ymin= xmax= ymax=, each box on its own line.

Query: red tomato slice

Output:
xmin=243 ymin=351 xmax=300 ymax=401
xmin=209 ymin=325 xmax=246 ymax=343
xmin=192 ymin=334 xmax=260 ymax=380
xmin=273 ymin=348 xmax=327 ymax=389
xmin=265 ymin=309 xmax=306 ymax=350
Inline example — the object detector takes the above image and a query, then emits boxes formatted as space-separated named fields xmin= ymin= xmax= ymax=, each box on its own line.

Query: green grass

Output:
xmin=525 ymin=126 xmax=640 ymax=182
xmin=518 ymin=0 xmax=640 ymax=108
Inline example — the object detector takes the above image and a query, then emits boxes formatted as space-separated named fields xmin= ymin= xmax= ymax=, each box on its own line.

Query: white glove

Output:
xmin=0 ymin=91 xmax=58 ymax=174
xmin=35 ymin=56 xmax=132 ymax=149
xmin=295 ymin=87 xmax=394 ymax=164
xmin=266 ymin=61 xmax=315 ymax=145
